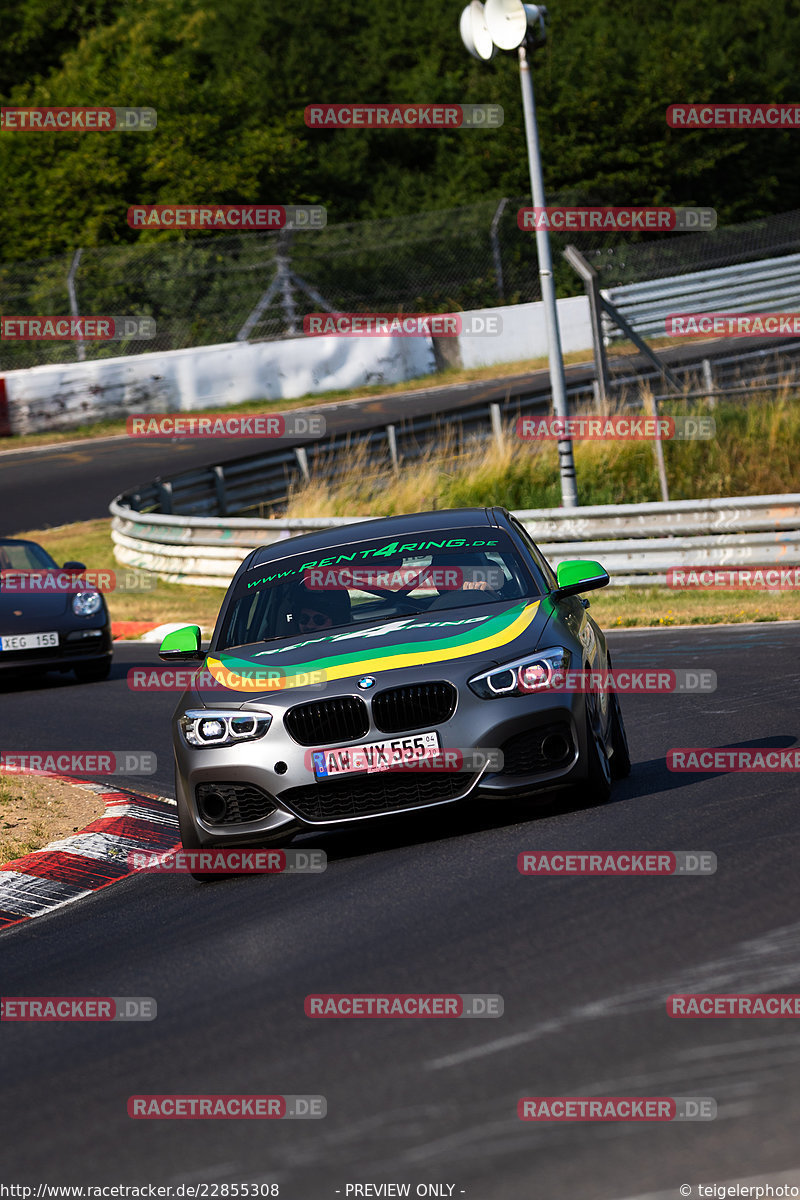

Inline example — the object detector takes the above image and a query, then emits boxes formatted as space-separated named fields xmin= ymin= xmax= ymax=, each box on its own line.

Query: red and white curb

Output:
xmin=0 ymin=779 xmax=179 ymax=932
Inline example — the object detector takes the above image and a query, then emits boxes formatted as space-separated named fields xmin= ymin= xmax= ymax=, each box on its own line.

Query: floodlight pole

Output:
xmin=518 ymin=43 xmax=578 ymax=507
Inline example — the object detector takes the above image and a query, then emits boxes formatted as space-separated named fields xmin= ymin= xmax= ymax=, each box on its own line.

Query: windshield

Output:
xmin=0 ymin=540 xmax=57 ymax=571
xmin=218 ymin=528 xmax=537 ymax=650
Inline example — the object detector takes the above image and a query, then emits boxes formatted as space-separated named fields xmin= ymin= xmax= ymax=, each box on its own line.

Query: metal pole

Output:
xmin=563 ymin=244 xmax=610 ymax=412
xmin=490 ymin=197 xmax=509 ymax=303
xmin=518 ymin=45 xmax=577 ymax=507
xmin=67 ymin=248 xmax=85 ymax=363
xmin=643 ymin=387 xmax=669 ymax=502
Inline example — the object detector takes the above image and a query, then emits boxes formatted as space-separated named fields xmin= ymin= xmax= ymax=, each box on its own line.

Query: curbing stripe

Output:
xmin=6 ymin=851 xmax=132 ymax=888
xmin=0 ymin=778 xmax=179 ymax=932
xmin=43 ymin=831 xmax=154 ymax=864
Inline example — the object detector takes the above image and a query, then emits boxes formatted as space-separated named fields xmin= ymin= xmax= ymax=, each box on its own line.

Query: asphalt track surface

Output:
xmin=3 ymin=626 xmax=800 ymax=1197
xmin=2 ymin=333 xmax=795 ymax=535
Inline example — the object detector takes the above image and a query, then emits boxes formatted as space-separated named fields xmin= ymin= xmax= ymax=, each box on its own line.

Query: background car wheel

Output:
xmin=583 ymin=692 xmax=612 ymax=804
xmin=74 ymin=658 xmax=111 ymax=683
xmin=609 ymin=690 xmax=632 ymax=779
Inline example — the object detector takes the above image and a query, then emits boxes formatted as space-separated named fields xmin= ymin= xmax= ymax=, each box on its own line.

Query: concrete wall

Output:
xmin=456 ymin=295 xmax=592 ymax=369
xmin=0 ymin=295 xmax=593 ymax=434
xmin=1 ymin=336 xmax=436 ymax=435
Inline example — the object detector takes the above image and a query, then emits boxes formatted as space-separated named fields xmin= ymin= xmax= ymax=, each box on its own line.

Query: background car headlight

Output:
xmin=469 ymin=647 xmax=571 ymax=698
xmin=179 ymin=708 xmax=272 ymax=747
xmin=72 ymin=591 xmax=103 ymax=616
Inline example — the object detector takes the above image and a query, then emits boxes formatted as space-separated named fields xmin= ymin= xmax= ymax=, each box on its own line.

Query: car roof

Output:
xmin=248 ymin=507 xmax=509 ymax=569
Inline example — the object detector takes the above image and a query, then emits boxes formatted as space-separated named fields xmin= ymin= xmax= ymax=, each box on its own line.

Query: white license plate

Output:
xmin=313 ymin=731 xmax=442 ymax=779
xmin=0 ymin=631 xmax=59 ymax=652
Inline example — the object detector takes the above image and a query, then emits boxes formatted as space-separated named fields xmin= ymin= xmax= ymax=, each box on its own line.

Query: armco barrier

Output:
xmin=109 ymin=494 xmax=800 ymax=588
xmin=602 ymin=253 xmax=800 ymax=342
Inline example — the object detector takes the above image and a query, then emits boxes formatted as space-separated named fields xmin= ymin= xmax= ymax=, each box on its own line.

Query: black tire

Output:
xmin=583 ymin=691 xmax=612 ymax=805
xmin=74 ymin=658 xmax=111 ymax=683
xmin=609 ymin=690 xmax=632 ymax=779
xmin=175 ymin=784 xmax=229 ymax=881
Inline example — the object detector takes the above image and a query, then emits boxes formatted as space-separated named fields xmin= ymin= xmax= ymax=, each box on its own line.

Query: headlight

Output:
xmin=72 ymin=591 xmax=103 ymax=616
xmin=179 ymin=708 xmax=272 ymax=747
xmin=468 ymin=647 xmax=571 ymax=699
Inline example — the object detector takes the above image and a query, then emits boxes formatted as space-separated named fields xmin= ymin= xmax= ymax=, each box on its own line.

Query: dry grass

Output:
xmin=0 ymin=773 xmax=105 ymax=865
xmin=285 ymin=390 xmax=800 ymax=513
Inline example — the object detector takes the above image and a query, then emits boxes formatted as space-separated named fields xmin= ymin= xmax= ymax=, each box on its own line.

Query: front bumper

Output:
xmin=0 ymin=624 xmax=112 ymax=673
xmin=173 ymin=682 xmax=592 ymax=848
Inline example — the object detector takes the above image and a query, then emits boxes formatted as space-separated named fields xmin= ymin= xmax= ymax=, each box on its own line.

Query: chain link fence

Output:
xmin=3 ymin=202 xmax=800 ymax=371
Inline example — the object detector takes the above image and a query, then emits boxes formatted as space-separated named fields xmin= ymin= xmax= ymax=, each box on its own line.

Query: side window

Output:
xmin=507 ymin=516 xmax=557 ymax=591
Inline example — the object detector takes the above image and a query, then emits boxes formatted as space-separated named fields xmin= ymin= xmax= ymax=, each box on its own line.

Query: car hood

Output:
xmin=202 ymin=598 xmax=557 ymax=698
xmin=0 ymin=591 xmax=73 ymax=618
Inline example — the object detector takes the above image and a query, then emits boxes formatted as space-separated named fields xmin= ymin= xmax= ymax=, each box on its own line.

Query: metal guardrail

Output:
xmin=110 ymin=494 xmax=800 ymax=588
xmin=115 ymin=339 xmax=800 ymax=523
xmin=602 ymin=253 xmax=800 ymax=342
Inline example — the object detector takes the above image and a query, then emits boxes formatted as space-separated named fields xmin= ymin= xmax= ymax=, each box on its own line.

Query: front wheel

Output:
xmin=583 ymin=692 xmax=612 ymax=805
xmin=176 ymin=783 xmax=228 ymax=881
xmin=609 ymin=690 xmax=631 ymax=779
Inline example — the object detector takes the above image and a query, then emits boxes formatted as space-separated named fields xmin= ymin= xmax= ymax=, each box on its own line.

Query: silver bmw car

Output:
xmin=161 ymin=507 xmax=630 ymax=869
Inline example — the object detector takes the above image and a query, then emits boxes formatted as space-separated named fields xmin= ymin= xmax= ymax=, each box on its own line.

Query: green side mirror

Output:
xmin=553 ymin=559 xmax=610 ymax=598
xmin=159 ymin=624 xmax=204 ymax=661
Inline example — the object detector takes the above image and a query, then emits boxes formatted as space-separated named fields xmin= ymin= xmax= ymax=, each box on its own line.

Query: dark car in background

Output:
xmin=161 ymin=507 xmax=630 ymax=861
xmin=0 ymin=538 xmax=113 ymax=683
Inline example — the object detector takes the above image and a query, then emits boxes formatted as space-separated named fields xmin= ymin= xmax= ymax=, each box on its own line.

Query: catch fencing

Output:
xmin=6 ymin=203 xmax=800 ymax=369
